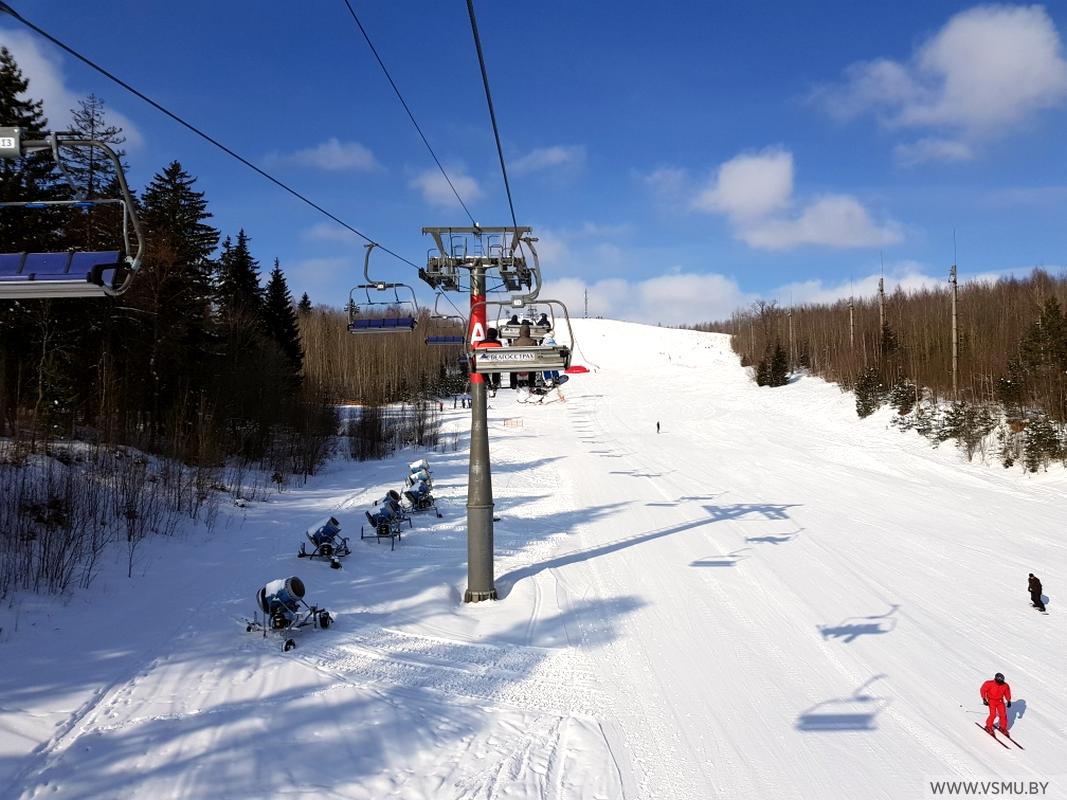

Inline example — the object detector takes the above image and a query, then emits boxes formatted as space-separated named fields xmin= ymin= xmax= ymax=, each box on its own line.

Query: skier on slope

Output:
xmin=1028 ymin=573 xmax=1046 ymax=612
xmin=980 ymin=672 xmax=1012 ymax=735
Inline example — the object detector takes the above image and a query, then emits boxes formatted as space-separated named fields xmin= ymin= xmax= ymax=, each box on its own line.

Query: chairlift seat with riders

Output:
xmin=0 ymin=127 xmax=144 ymax=299
xmin=470 ymin=298 xmax=574 ymax=374
xmin=498 ymin=306 xmax=553 ymax=341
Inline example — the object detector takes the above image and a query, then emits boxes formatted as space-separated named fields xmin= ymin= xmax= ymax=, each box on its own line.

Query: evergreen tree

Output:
xmin=768 ymin=340 xmax=789 ymax=386
xmin=0 ymin=47 xmax=64 ymax=251
xmin=297 ymin=292 xmax=312 ymax=314
xmin=128 ymin=161 xmax=220 ymax=438
xmin=879 ymin=320 xmax=899 ymax=359
xmin=262 ymin=258 xmax=303 ymax=387
xmin=1020 ymin=297 xmax=1067 ymax=372
xmin=1023 ymin=415 xmax=1061 ymax=472
xmin=855 ymin=366 xmax=885 ymax=418
xmin=216 ymin=229 xmax=263 ymax=318
xmin=755 ymin=345 xmax=771 ymax=386
xmin=0 ymin=47 xmax=63 ymax=435
xmin=65 ymin=94 xmax=129 ymax=251
xmin=888 ymin=377 xmax=918 ymax=415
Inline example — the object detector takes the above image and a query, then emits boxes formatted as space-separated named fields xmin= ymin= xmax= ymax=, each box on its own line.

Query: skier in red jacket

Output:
xmin=980 ymin=672 xmax=1012 ymax=735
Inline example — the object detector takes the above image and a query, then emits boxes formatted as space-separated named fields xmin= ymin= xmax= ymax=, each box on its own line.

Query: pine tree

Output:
xmin=855 ymin=366 xmax=885 ymax=418
xmin=128 ymin=161 xmax=220 ymax=436
xmin=1020 ymin=297 xmax=1067 ymax=371
xmin=1023 ymin=415 xmax=1060 ymax=472
xmin=888 ymin=377 xmax=918 ymax=415
xmin=262 ymin=258 xmax=303 ymax=387
xmin=65 ymin=93 xmax=129 ymax=251
xmin=298 ymin=292 xmax=312 ymax=314
xmin=0 ymin=47 xmax=64 ymax=435
xmin=769 ymin=340 xmax=789 ymax=386
xmin=0 ymin=46 xmax=64 ymax=251
xmin=216 ymin=229 xmax=263 ymax=318
xmin=755 ymin=345 xmax=771 ymax=386
xmin=879 ymin=320 xmax=899 ymax=359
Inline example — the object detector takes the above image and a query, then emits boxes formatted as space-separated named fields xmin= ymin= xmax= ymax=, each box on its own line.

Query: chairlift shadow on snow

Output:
xmin=795 ymin=675 xmax=890 ymax=732
xmin=494 ymin=514 xmax=720 ymax=599
xmin=817 ymin=604 xmax=900 ymax=643
xmin=706 ymin=503 xmax=800 ymax=522
xmin=745 ymin=532 xmax=799 ymax=545
xmin=690 ymin=548 xmax=750 ymax=568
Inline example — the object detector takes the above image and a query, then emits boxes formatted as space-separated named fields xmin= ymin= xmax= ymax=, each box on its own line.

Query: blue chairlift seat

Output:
xmin=0 ymin=251 xmax=123 ymax=298
xmin=346 ymin=316 xmax=417 ymax=334
xmin=425 ymin=335 xmax=467 ymax=346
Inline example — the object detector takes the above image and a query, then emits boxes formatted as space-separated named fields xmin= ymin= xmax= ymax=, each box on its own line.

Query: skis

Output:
xmin=975 ymin=722 xmax=1009 ymax=748
xmin=995 ymin=726 xmax=1024 ymax=749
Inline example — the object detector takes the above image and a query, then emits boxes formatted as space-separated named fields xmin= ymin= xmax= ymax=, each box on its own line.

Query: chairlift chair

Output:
xmin=346 ymin=243 xmax=419 ymax=334
xmin=424 ymin=293 xmax=467 ymax=346
xmin=469 ymin=298 xmax=574 ymax=374
xmin=0 ymin=127 xmax=144 ymax=299
xmin=498 ymin=304 xmax=553 ymax=341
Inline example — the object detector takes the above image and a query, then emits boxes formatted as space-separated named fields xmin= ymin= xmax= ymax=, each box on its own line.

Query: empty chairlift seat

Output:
xmin=0 ymin=251 xmax=124 ymax=298
xmin=347 ymin=316 xmax=417 ymax=334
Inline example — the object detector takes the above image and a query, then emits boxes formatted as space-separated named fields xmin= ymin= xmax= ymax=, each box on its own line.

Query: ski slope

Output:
xmin=1 ymin=318 xmax=1064 ymax=799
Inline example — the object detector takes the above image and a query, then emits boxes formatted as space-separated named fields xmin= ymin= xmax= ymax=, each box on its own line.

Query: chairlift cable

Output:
xmin=341 ymin=0 xmax=477 ymax=228
xmin=465 ymin=0 xmax=519 ymax=230
xmin=0 ymin=1 xmax=421 ymax=271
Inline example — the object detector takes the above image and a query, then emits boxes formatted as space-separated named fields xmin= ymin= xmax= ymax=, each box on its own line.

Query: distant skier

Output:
xmin=1029 ymin=573 xmax=1046 ymax=612
xmin=656 ymin=421 xmax=660 ymax=434
xmin=980 ymin=672 xmax=1012 ymax=735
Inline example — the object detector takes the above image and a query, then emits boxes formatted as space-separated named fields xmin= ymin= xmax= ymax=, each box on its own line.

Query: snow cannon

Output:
xmin=246 ymin=575 xmax=332 ymax=651
xmin=298 ymin=516 xmax=350 ymax=568
xmin=408 ymin=458 xmax=431 ymax=475
xmin=257 ymin=577 xmax=306 ymax=625
xmin=407 ymin=468 xmax=431 ymax=487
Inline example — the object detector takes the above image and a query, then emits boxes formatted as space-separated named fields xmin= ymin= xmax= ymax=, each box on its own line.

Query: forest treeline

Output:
xmin=0 ymin=48 xmax=463 ymax=595
xmin=696 ymin=269 xmax=1067 ymax=471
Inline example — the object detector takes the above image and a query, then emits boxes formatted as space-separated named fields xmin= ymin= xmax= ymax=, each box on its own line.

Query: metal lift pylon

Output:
xmin=421 ymin=226 xmax=536 ymax=602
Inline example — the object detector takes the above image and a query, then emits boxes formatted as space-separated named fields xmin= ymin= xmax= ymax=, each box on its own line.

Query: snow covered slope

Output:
xmin=2 ymin=318 xmax=1064 ymax=799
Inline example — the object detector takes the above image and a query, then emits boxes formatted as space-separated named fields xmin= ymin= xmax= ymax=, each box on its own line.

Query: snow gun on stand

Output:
xmin=297 ymin=515 xmax=350 ymax=569
xmin=244 ymin=576 xmax=332 ymax=651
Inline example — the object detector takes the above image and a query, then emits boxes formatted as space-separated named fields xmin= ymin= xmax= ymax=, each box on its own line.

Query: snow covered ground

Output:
xmin=2 ymin=318 xmax=1064 ymax=800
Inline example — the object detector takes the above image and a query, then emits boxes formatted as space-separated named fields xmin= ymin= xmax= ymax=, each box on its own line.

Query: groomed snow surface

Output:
xmin=2 ymin=319 xmax=1064 ymax=800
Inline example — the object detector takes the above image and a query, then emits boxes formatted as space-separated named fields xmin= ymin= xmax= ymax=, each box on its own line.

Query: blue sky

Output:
xmin=3 ymin=1 xmax=1067 ymax=324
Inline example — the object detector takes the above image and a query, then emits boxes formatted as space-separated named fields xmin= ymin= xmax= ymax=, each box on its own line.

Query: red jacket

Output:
xmin=980 ymin=680 xmax=1011 ymax=705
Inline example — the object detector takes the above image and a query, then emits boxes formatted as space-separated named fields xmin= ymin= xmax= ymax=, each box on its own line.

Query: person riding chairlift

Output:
xmin=473 ymin=327 xmax=502 ymax=393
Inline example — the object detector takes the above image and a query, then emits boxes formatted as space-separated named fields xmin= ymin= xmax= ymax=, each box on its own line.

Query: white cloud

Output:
xmin=893 ymin=137 xmax=974 ymax=166
xmin=512 ymin=144 xmax=586 ymax=175
xmin=542 ymin=272 xmax=750 ymax=326
xmin=266 ymin=138 xmax=380 ymax=171
xmin=643 ymin=166 xmax=688 ymax=198
xmin=410 ymin=167 xmax=483 ymax=209
xmin=1 ymin=28 xmax=144 ymax=149
xmin=302 ymin=222 xmax=361 ymax=243
xmin=691 ymin=149 xmax=901 ymax=250
xmin=739 ymin=195 xmax=903 ymax=250
xmin=814 ymin=5 xmax=1067 ymax=161
xmin=693 ymin=148 xmax=793 ymax=220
